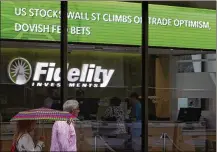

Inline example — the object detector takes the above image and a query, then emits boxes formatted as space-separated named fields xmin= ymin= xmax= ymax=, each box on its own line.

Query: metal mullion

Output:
xmin=60 ymin=1 xmax=68 ymax=108
xmin=142 ymin=1 xmax=149 ymax=152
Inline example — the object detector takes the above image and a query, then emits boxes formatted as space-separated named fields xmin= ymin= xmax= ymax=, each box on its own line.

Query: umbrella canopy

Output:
xmin=10 ymin=107 xmax=76 ymax=122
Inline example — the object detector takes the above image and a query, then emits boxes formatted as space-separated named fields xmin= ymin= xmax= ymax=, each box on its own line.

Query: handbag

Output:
xmin=10 ymin=141 xmax=18 ymax=152
xmin=11 ymin=134 xmax=24 ymax=152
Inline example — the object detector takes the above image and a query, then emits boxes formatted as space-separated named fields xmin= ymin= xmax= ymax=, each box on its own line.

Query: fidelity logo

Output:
xmin=8 ymin=57 xmax=115 ymax=88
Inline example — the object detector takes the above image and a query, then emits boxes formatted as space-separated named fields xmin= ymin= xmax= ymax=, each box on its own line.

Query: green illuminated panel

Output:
xmin=1 ymin=1 xmax=216 ymax=49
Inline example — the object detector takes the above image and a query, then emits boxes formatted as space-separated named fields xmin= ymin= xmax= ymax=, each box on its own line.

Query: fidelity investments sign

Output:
xmin=8 ymin=57 xmax=115 ymax=88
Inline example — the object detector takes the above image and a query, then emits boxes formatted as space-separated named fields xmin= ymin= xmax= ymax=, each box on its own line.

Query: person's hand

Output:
xmin=37 ymin=140 xmax=45 ymax=148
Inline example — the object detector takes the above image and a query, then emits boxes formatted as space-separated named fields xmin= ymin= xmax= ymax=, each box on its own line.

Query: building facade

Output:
xmin=0 ymin=1 xmax=216 ymax=151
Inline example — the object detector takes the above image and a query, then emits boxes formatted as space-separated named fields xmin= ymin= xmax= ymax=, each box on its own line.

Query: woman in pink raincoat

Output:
xmin=50 ymin=100 xmax=80 ymax=152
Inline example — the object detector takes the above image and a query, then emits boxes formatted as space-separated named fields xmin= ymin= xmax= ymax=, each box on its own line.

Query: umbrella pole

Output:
xmin=39 ymin=121 xmax=43 ymax=136
xmin=39 ymin=121 xmax=41 ymax=134
xmin=42 ymin=121 xmax=44 ymax=136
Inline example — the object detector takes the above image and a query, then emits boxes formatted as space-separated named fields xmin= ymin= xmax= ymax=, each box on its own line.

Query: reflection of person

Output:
xmin=50 ymin=100 xmax=80 ymax=152
xmin=11 ymin=120 xmax=44 ymax=152
xmin=129 ymin=92 xmax=141 ymax=121
xmin=103 ymin=97 xmax=126 ymax=135
xmin=75 ymin=89 xmax=85 ymax=101
xmin=44 ymin=88 xmax=61 ymax=110
xmin=44 ymin=88 xmax=55 ymax=108
xmin=75 ymin=89 xmax=86 ymax=119
xmin=129 ymin=92 xmax=142 ymax=151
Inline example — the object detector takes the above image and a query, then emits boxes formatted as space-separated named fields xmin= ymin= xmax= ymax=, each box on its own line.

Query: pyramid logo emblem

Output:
xmin=8 ymin=57 xmax=32 ymax=85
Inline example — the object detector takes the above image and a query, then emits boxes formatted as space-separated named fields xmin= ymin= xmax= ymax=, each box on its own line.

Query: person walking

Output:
xmin=129 ymin=92 xmax=142 ymax=151
xmin=11 ymin=120 xmax=45 ymax=152
xmin=103 ymin=97 xmax=126 ymax=135
xmin=129 ymin=92 xmax=141 ymax=121
xmin=50 ymin=100 xmax=80 ymax=152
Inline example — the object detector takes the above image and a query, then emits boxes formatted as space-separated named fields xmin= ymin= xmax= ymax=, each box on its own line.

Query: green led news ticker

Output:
xmin=1 ymin=1 xmax=216 ymax=49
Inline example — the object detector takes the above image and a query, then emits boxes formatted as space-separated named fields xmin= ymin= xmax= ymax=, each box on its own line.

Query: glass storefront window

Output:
xmin=66 ymin=50 xmax=142 ymax=151
xmin=1 ymin=1 xmax=143 ymax=151
xmin=1 ymin=1 xmax=216 ymax=152
xmin=0 ymin=46 xmax=62 ymax=151
xmin=149 ymin=53 xmax=216 ymax=152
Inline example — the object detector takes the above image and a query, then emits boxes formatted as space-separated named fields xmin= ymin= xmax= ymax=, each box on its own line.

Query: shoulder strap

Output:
xmin=18 ymin=133 xmax=25 ymax=141
xmin=15 ymin=133 xmax=25 ymax=146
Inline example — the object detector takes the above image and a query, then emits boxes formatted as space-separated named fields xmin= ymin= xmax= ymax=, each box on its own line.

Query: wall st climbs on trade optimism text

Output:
xmin=1 ymin=1 xmax=216 ymax=49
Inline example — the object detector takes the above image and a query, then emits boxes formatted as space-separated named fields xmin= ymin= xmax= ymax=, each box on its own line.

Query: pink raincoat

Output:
xmin=50 ymin=121 xmax=77 ymax=152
